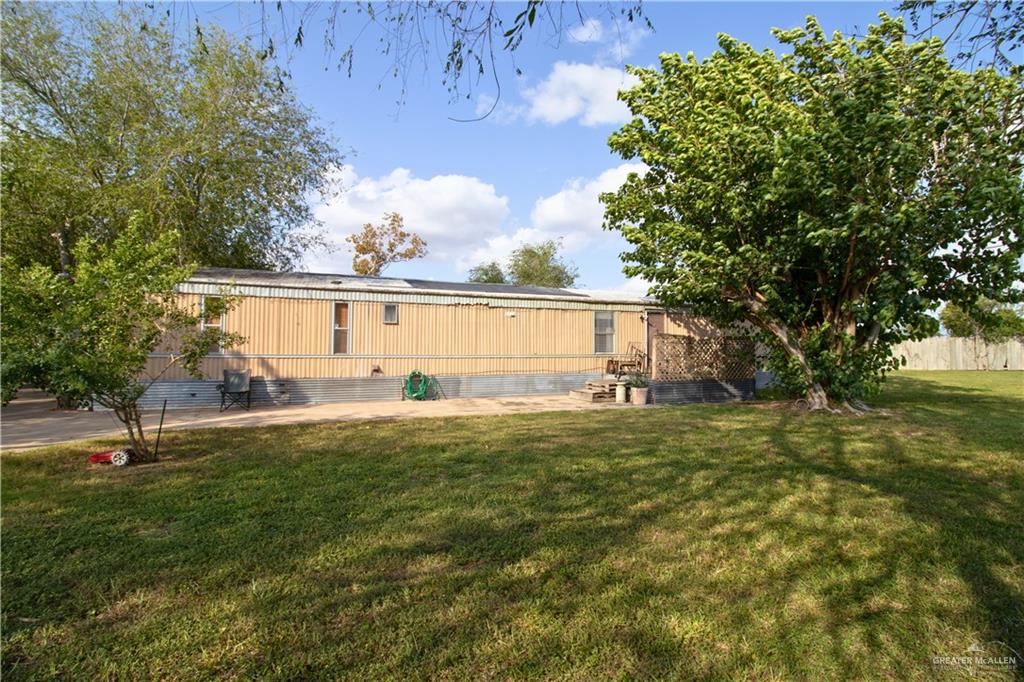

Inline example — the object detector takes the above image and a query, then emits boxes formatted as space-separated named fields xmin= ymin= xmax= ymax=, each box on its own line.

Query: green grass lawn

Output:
xmin=2 ymin=371 xmax=1022 ymax=680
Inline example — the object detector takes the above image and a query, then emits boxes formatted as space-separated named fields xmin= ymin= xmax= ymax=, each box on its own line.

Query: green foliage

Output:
xmin=603 ymin=14 xmax=1023 ymax=408
xmin=0 ymin=215 xmax=241 ymax=458
xmin=627 ymin=372 xmax=649 ymax=388
xmin=1 ymin=3 xmax=341 ymax=272
xmin=0 ymin=262 xmax=57 ymax=405
xmin=507 ymin=240 xmax=579 ymax=288
xmin=764 ymin=324 xmax=908 ymax=403
xmin=467 ymin=261 xmax=508 ymax=284
xmin=940 ymin=298 xmax=1024 ymax=343
xmin=467 ymin=241 xmax=579 ymax=288
xmin=940 ymin=303 xmax=979 ymax=339
xmin=989 ymin=308 xmax=1024 ymax=342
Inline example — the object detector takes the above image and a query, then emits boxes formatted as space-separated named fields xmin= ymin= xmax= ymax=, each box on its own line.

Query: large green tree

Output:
xmin=467 ymin=240 xmax=579 ymax=288
xmin=508 ymin=240 xmax=579 ymax=288
xmin=467 ymin=261 xmax=508 ymax=284
xmin=941 ymin=299 xmax=1024 ymax=343
xmin=1 ymin=217 xmax=240 ymax=461
xmin=1 ymin=3 xmax=341 ymax=272
xmin=603 ymin=15 xmax=1023 ymax=410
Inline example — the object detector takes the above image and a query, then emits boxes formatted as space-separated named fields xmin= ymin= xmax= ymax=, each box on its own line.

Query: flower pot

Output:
xmin=631 ymin=387 xmax=649 ymax=405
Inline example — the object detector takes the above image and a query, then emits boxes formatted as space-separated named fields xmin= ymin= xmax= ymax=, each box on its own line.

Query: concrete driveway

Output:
xmin=1 ymin=389 xmax=634 ymax=451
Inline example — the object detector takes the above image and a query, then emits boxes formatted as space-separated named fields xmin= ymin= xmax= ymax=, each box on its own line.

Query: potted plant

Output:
xmin=629 ymin=373 xmax=650 ymax=405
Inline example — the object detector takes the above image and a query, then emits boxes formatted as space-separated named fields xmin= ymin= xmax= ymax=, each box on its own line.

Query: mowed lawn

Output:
xmin=2 ymin=372 xmax=1022 ymax=680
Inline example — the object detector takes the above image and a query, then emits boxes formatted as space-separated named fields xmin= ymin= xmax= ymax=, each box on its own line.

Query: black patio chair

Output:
xmin=217 ymin=369 xmax=251 ymax=412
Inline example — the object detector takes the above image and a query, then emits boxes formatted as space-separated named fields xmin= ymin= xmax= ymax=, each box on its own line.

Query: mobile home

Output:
xmin=142 ymin=268 xmax=752 ymax=407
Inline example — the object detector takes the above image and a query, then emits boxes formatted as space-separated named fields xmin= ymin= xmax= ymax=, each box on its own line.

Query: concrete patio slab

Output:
xmin=1 ymin=389 xmax=638 ymax=451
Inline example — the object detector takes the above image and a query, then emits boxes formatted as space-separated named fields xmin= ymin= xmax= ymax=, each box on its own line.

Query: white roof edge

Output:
xmin=187 ymin=274 xmax=656 ymax=307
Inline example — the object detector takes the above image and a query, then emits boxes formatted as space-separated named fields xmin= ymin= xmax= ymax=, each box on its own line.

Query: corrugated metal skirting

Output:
xmin=435 ymin=373 xmax=598 ymax=399
xmin=649 ymin=379 xmax=755 ymax=404
xmin=135 ymin=372 xmax=601 ymax=409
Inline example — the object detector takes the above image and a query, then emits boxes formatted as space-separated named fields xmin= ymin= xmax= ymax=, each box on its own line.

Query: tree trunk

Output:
xmin=52 ymin=223 xmax=83 ymax=411
xmin=56 ymin=219 xmax=74 ymax=275
xmin=746 ymin=303 xmax=832 ymax=410
xmin=805 ymin=382 xmax=831 ymax=411
xmin=55 ymin=393 xmax=83 ymax=410
xmin=115 ymin=403 xmax=154 ymax=462
xmin=785 ymin=344 xmax=831 ymax=411
xmin=129 ymin=404 xmax=153 ymax=461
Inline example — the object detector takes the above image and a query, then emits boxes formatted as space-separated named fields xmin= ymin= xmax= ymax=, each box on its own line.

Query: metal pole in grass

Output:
xmin=153 ymin=399 xmax=168 ymax=459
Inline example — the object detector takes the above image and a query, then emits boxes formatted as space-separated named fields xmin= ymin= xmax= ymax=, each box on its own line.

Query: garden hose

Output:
xmin=403 ymin=370 xmax=438 ymax=401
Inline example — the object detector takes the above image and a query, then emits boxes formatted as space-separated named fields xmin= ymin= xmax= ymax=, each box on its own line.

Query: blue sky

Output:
xmin=192 ymin=2 xmax=913 ymax=293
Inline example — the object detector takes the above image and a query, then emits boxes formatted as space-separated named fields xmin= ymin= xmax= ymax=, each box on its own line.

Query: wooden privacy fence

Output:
xmin=651 ymin=334 xmax=756 ymax=381
xmin=892 ymin=337 xmax=1024 ymax=370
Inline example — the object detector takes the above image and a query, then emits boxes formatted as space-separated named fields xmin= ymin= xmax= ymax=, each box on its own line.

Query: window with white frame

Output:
xmin=383 ymin=303 xmax=399 ymax=325
xmin=333 ymin=302 xmax=350 ymax=354
xmin=594 ymin=311 xmax=615 ymax=354
xmin=200 ymin=296 xmax=225 ymax=354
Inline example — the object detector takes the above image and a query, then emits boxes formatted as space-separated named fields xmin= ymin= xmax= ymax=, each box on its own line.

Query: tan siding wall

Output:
xmin=616 ymin=309 xmax=645 ymax=355
xmin=158 ymin=294 xmax=330 ymax=355
xmin=144 ymin=355 xmax=619 ymax=381
xmin=154 ymin=294 xmax=201 ymax=353
xmin=232 ymin=297 xmax=331 ymax=355
xmin=148 ymin=297 xmax=651 ymax=380
xmin=662 ymin=311 xmax=726 ymax=337
xmin=350 ymin=303 xmax=636 ymax=356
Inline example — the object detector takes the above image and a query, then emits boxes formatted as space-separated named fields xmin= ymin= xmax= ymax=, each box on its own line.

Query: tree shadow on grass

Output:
xmin=763 ymin=404 xmax=1024 ymax=675
xmin=878 ymin=374 xmax=1024 ymax=441
xmin=2 ymin=378 xmax=1023 ymax=678
xmin=253 ymin=404 xmax=1021 ymax=677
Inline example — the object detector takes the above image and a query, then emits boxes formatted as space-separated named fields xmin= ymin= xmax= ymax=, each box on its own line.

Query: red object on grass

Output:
xmin=88 ymin=449 xmax=133 ymax=466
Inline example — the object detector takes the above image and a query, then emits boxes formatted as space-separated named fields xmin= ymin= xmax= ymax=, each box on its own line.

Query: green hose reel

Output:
xmin=403 ymin=370 xmax=439 ymax=401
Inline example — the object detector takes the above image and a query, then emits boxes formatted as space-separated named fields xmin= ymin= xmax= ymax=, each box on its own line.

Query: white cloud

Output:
xmin=470 ymin=15 xmax=648 ymax=128
xmin=460 ymin=162 xmax=645 ymax=270
xmin=568 ymin=18 xmax=604 ymax=43
xmin=309 ymin=165 xmax=509 ymax=271
xmin=523 ymin=62 xmax=638 ymax=127
xmin=473 ymin=94 xmax=526 ymax=124
xmin=564 ymin=16 xmax=649 ymax=60
xmin=569 ymin=277 xmax=652 ymax=300
xmin=599 ymin=20 xmax=649 ymax=63
xmin=307 ymin=163 xmax=646 ymax=291
xmin=459 ymin=227 xmax=548 ymax=271
xmin=530 ymin=162 xmax=646 ymax=240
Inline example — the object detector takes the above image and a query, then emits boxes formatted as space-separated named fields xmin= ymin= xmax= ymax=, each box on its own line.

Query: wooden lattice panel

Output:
xmin=652 ymin=334 xmax=755 ymax=382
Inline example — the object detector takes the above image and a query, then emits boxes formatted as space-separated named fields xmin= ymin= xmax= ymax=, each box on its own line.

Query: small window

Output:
xmin=200 ymin=296 xmax=225 ymax=354
xmin=594 ymin=311 xmax=615 ymax=354
xmin=383 ymin=303 xmax=399 ymax=325
xmin=333 ymin=302 xmax=349 ymax=354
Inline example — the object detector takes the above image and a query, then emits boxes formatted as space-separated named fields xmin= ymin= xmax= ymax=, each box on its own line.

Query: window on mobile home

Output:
xmin=333 ymin=302 xmax=350 ymax=354
xmin=594 ymin=311 xmax=615 ymax=354
xmin=200 ymin=296 xmax=225 ymax=354
xmin=383 ymin=303 xmax=399 ymax=324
